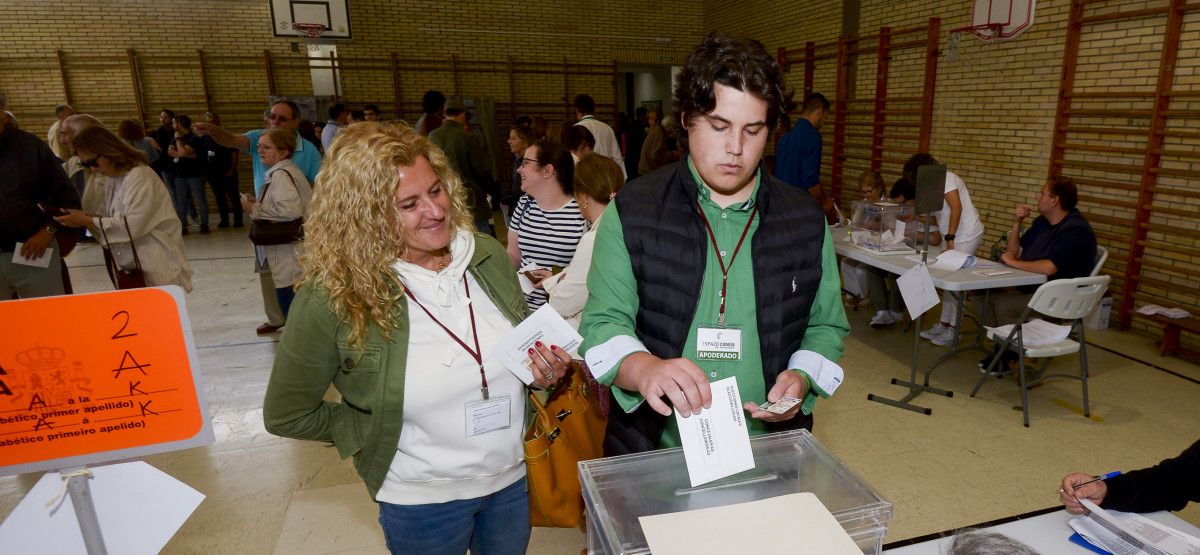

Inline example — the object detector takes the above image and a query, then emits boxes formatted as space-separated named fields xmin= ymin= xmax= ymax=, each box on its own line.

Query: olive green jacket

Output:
xmin=262 ymin=234 xmax=528 ymax=499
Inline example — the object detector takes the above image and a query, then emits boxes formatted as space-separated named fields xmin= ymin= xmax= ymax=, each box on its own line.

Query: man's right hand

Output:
xmin=1014 ymin=204 xmax=1032 ymax=222
xmin=1059 ymin=472 xmax=1108 ymax=514
xmin=618 ymin=352 xmax=712 ymax=417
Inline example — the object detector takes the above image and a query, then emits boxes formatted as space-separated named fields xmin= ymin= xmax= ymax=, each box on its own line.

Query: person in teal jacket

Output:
xmin=262 ymin=122 xmax=569 ymax=555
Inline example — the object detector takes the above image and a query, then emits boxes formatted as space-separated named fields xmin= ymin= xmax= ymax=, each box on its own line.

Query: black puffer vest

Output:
xmin=604 ymin=158 xmax=827 ymax=455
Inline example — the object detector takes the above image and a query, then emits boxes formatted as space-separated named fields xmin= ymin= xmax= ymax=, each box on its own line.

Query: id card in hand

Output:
xmin=757 ymin=396 xmax=802 ymax=415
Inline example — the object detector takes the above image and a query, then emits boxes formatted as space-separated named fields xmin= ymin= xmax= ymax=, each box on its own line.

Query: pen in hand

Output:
xmin=1059 ymin=471 xmax=1121 ymax=494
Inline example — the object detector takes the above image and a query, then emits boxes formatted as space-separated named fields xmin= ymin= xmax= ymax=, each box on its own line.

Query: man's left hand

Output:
xmin=743 ymin=370 xmax=809 ymax=423
xmin=19 ymin=227 xmax=55 ymax=260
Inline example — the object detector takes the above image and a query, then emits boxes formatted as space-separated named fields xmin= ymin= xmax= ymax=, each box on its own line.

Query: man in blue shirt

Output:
xmin=194 ymin=99 xmax=321 ymax=335
xmin=774 ymin=93 xmax=831 ymax=215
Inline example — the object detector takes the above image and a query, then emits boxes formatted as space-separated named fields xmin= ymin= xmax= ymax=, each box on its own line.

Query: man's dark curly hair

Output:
xmin=673 ymin=32 xmax=793 ymax=149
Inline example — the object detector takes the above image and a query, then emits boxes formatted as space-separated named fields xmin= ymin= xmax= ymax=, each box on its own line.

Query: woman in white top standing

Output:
xmin=506 ymin=140 xmax=587 ymax=310
xmin=241 ymin=128 xmax=313 ymax=318
xmin=904 ymin=153 xmax=985 ymax=347
xmin=536 ymin=153 xmax=624 ymax=328
xmin=263 ymin=122 xmax=569 ymax=554
xmin=55 ymin=126 xmax=192 ymax=291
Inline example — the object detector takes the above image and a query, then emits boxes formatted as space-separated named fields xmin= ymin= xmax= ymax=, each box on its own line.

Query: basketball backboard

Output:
xmin=270 ymin=0 xmax=352 ymax=40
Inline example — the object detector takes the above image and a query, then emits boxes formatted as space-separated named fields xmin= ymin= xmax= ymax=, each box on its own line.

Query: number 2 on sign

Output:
xmin=112 ymin=310 xmax=138 ymax=339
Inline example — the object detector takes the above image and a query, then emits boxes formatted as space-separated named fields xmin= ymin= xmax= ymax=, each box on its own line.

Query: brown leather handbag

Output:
xmin=524 ymin=362 xmax=607 ymax=528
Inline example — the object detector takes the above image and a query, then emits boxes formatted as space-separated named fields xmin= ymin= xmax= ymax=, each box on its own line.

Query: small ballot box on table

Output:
xmin=579 ymin=429 xmax=893 ymax=554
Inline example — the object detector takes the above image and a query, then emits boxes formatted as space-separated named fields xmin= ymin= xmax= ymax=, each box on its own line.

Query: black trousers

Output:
xmin=208 ymin=173 xmax=243 ymax=226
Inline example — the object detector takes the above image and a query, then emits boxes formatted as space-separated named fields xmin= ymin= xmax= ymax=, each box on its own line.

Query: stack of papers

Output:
xmin=1136 ymin=305 xmax=1192 ymax=319
xmin=929 ymin=249 xmax=977 ymax=271
xmin=1068 ymin=499 xmax=1200 ymax=555
xmin=985 ymin=319 xmax=1073 ymax=347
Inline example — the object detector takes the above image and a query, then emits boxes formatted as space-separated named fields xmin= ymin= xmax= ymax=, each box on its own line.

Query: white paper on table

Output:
xmin=674 ymin=376 xmax=754 ymax=487
xmin=896 ymin=262 xmax=939 ymax=320
xmin=639 ymin=492 xmax=861 ymax=555
xmin=0 ymin=461 xmax=205 ymax=555
xmin=516 ymin=262 xmax=543 ymax=295
xmin=985 ymin=318 xmax=1072 ymax=347
xmin=929 ymin=249 xmax=975 ymax=271
xmin=1137 ymin=304 xmax=1192 ymax=319
xmin=11 ymin=243 xmax=53 ymax=268
xmin=1073 ymin=499 xmax=1200 ymax=555
xmin=487 ymin=304 xmax=583 ymax=384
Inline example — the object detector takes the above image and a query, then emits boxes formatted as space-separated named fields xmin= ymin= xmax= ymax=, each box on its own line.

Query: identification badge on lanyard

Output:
xmin=465 ymin=394 xmax=512 ymax=437
xmin=696 ymin=325 xmax=743 ymax=361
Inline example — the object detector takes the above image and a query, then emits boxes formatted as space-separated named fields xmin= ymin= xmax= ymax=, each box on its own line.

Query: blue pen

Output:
xmin=1073 ymin=471 xmax=1121 ymax=489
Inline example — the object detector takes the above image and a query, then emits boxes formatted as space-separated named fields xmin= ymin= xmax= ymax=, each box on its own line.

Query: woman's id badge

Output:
xmin=696 ymin=325 xmax=742 ymax=361
xmin=465 ymin=395 xmax=511 ymax=437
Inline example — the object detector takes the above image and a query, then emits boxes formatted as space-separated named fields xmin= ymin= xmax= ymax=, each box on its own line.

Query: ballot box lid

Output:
xmin=579 ymin=429 xmax=893 ymax=555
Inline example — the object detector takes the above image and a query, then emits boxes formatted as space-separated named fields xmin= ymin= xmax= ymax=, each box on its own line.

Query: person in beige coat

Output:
xmin=54 ymin=126 xmax=193 ymax=291
xmin=241 ymin=128 xmax=313 ymax=317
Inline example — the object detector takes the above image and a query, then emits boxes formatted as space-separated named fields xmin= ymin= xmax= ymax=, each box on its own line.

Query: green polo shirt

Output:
xmin=580 ymin=160 xmax=849 ymax=448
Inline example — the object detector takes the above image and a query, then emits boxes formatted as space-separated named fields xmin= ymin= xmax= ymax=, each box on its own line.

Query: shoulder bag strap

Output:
xmin=95 ymin=218 xmax=119 ymax=288
xmin=122 ymin=215 xmax=144 ymax=272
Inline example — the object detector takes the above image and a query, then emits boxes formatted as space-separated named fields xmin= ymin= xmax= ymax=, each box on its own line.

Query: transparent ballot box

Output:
xmin=579 ymin=429 xmax=893 ymax=554
xmin=849 ymin=201 xmax=914 ymax=252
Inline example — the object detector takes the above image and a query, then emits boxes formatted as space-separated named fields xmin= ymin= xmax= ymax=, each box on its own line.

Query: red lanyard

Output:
xmin=696 ymin=203 xmax=758 ymax=326
xmin=404 ymin=276 xmax=490 ymax=400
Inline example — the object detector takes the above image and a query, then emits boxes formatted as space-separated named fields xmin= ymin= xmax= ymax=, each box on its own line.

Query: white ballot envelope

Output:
xmin=675 ymin=376 xmax=755 ymax=487
xmin=488 ymin=304 xmax=582 ymax=385
xmin=12 ymin=243 xmax=53 ymax=268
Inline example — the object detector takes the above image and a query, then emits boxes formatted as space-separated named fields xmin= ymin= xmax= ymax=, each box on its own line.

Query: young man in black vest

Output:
xmin=579 ymin=33 xmax=851 ymax=455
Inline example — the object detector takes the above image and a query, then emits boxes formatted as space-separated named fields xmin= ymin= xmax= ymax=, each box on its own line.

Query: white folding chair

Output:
xmin=1091 ymin=246 xmax=1108 ymax=277
xmin=970 ymin=275 xmax=1111 ymax=427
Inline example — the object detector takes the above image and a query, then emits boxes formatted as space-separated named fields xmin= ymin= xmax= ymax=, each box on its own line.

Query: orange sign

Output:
xmin=0 ymin=287 xmax=209 ymax=473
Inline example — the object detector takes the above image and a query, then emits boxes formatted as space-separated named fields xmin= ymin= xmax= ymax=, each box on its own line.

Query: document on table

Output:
xmin=488 ymin=304 xmax=583 ymax=385
xmin=985 ymin=318 xmax=1072 ymax=347
xmin=1137 ymin=304 xmax=1192 ymax=319
xmin=675 ymin=376 xmax=754 ymax=487
xmin=639 ymin=492 xmax=861 ymax=555
xmin=1068 ymin=499 xmax=1200 ymax=555
xmin=0 ymin=460 xmax=205 ymax=554
xmin=896 ymin=262 xmax=939 ymax=320
xmin=11 ymin=243 xmax=52 ymax=268
xmin=929 ymin=249 xmax=975 ymax=271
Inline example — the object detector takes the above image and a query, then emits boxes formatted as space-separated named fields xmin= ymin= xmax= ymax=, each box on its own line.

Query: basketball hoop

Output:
xmin=291 ymin=23 xmax=328 ymax=40
xmin=949 ymin=0 xmax=1035 ymax=42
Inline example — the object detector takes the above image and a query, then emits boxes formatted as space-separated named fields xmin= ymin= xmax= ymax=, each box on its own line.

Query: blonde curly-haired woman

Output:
xmin=262 ymin=122 xmax=569 ymax=555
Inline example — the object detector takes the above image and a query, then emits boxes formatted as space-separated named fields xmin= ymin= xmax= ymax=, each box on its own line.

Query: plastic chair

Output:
xmin=970 ymin=275 xmax=1111 ymax=427
xmin=1091 ymin=246 xmax=1108 ymax=277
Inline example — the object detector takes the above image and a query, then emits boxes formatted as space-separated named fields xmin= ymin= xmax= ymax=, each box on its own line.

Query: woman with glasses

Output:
xmin=507 ymin=140 xmax=587 ymax=310
xmin=241 ymin=129 xmax=313 ymax=318
xmin=503 ymin=125 xmax=536 ymax=220
xmin=54 ymin=126 xmax=192 ymax=291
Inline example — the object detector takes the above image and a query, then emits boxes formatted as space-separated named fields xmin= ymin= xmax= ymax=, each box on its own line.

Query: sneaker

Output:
xmin=920 ymin=322 xmax=948 ymax=340
xmin=930 ymin=326 xmax=958 ymax=347
xmin=870 ymin=310 xmax=901 ymax=328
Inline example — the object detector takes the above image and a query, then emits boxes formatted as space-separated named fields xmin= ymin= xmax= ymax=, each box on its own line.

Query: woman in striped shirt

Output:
xmin=506 ymin=140 xmax=587 ymax=310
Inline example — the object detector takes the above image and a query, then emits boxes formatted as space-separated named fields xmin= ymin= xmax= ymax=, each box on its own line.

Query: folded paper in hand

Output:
xmin=488 ymin=304 xmax=582 ymax=385
xmin=985 ymin=318 xmax=1072 ymax=347
xmin=675 ymin=376 xmax=754 ymax=487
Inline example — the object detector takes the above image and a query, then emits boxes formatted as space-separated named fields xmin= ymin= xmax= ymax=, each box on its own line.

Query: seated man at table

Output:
xmin=1060 ymin=437 xmax=1200 ymax=514
xmin=991 ymin=175 xmax=1097 ymax=324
